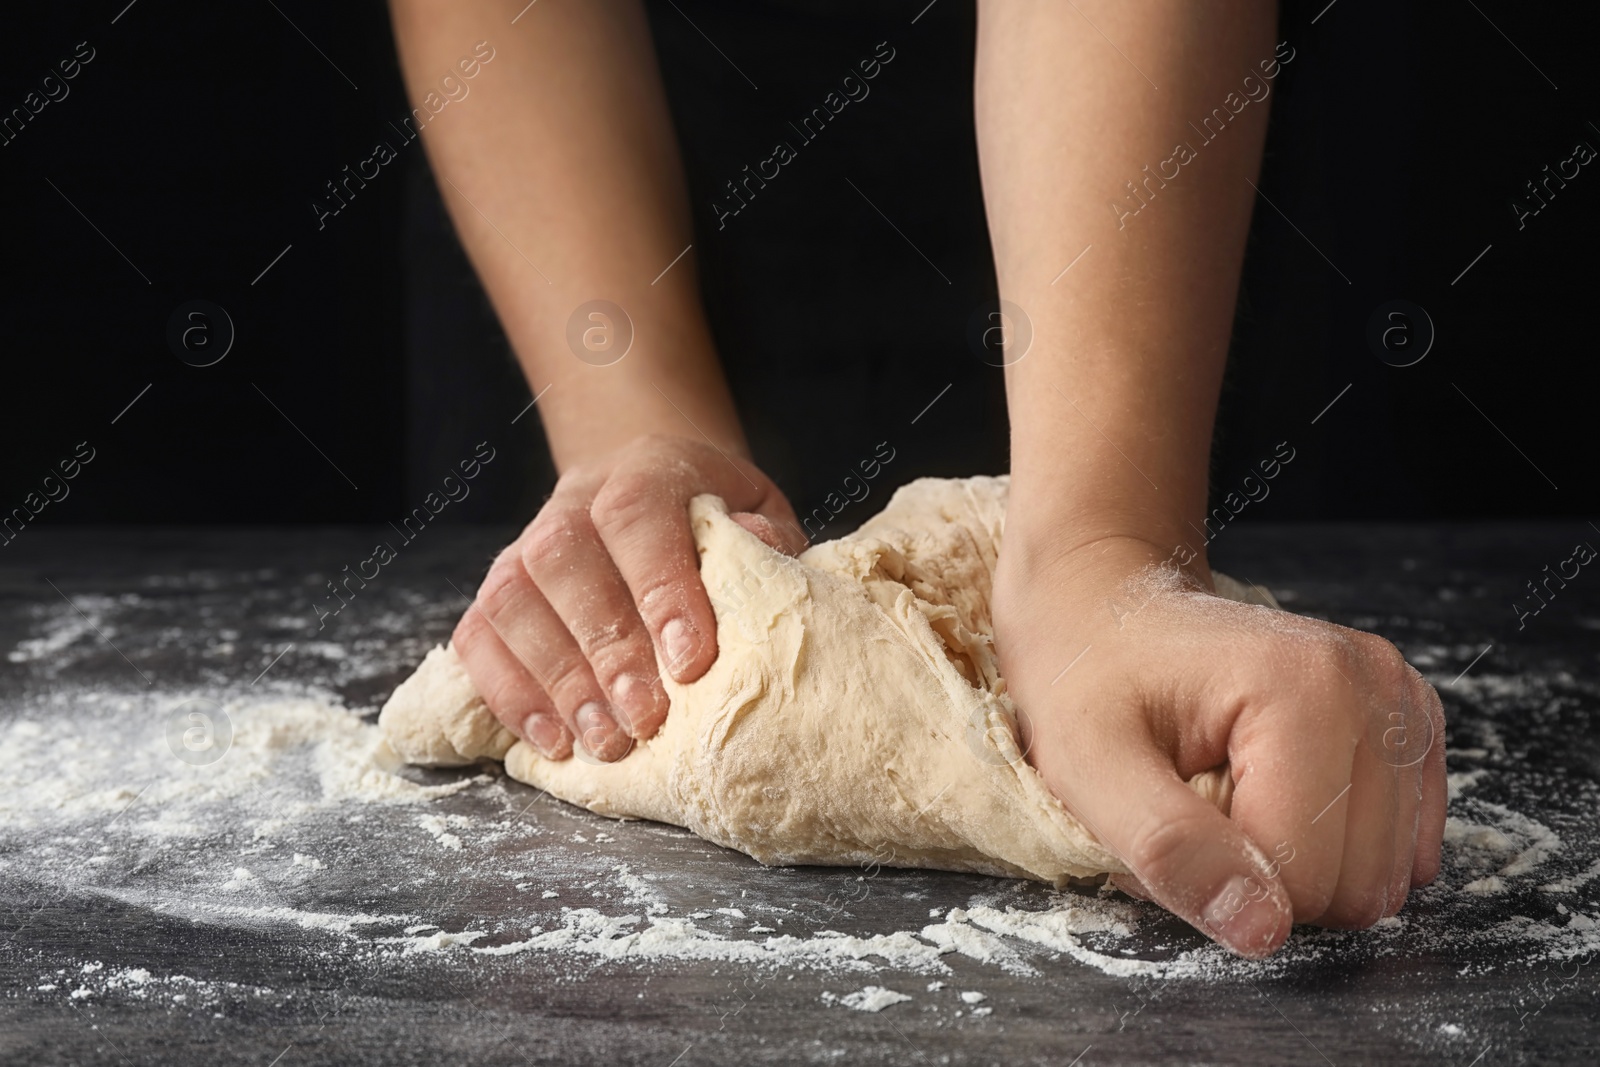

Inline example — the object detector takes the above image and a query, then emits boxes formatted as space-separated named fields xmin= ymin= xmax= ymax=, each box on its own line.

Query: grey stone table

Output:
xmin=1 ymin=524 xmax=1597 ymax=1066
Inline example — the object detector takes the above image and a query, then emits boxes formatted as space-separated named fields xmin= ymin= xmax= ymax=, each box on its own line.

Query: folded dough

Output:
xmin=381 ymin=476 xmax=1271 ymax=884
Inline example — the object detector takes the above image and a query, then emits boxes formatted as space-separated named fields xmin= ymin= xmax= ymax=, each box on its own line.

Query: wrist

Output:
xmin=539 ymin=370 xmax=749 ymax=471
xmin=549 ymin=426 xmax=749 ymax=475
xmin=1002 ymin=478 xmax=1211 ymax=589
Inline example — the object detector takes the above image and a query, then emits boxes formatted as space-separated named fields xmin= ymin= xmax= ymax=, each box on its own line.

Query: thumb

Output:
xmin=1055 ymin=744 xmax=1292 ymax=958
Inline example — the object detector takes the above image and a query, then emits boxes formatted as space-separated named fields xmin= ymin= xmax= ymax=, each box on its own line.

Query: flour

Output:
xmin=617 ymin=865 xmax=671 ymax=915
xmin=148 ymin=898 xmax=409 ymax=934
xmin=36 ymin=961 xmax=286 ymax=1010
xmin=1447 ymin=769 xmax=1490 ymax=798
xmin=6 ymin=595 xmax=125 ymax=664
xmin=920 ymin=910 xmax=1036 ymax=975
xmin=382 ymin=929 xmax=488 ymax=953
xmin=0 ymin=691 xmax=478 ymax=837
xmin=469 ymin=910 xmax=954 ymax=971
xmin=4 ymin=674 xmax=1598 ymax=999
xmin=418 ymin=813 xmax=466 ymax=850
xmin=1542 ymin=858 xmax=1600 ymax=894
xmin=220 ymin=867 xmax=256 ymax=892
xmin=1440 ymin=791 xmax=1563 ymax=897
xmin=832 ymin=985 xmax=913 ymax=1011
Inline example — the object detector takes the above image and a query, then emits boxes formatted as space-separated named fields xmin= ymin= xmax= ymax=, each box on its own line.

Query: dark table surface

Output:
xmin=2 ymin=523 xmax=1597 ymax=1066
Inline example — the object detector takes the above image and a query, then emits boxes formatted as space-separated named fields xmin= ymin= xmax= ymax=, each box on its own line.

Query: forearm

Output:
xmin=389 ymin=0 xmax=744 ymax=470
xmin=976 ymin=1 xmax=1278 ymax=569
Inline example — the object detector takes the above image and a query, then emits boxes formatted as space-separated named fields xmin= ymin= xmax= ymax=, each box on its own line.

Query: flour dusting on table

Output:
xmin=4 ymin=671 xmax=1597 ymax=1008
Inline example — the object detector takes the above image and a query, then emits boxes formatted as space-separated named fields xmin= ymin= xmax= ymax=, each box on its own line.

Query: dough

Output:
xmin=381 ymin=476 xmax=1272 ymax=884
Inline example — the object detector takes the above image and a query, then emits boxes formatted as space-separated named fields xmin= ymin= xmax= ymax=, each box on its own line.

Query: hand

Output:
xmin=453 ymin=433 xmax=802 ymax=762
xmin=992 ymin=532 xmax=1447 ymax=958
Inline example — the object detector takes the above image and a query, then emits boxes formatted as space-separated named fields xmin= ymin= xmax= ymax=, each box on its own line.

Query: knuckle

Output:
xmin=1124 ymin=812 xmax=1211 ymax=882
xmin=572 ymin=616 xmax=637 ymax=667
xmin=1265 ymin=637 xmax=1348 ymax=699
xmin=451 ymin=604 xmax=492 ymax=650
xmin=1332 ymin=633 xmax=1414 ymax=704
xmin=474 ymin=563 xmax=527 ymax=619
xmin=1360 ymin=634 xmax=1410 ymax=681
xmin=1295 ymin=639 xmax=1383 ymax=738
xmin=539 ymin=653 xmax=598 ymax=711
xmin=590 ymin=473 xmax=664 ymax=535
xmin=522 ymin=506 xmax=592 ymax=569
xmin=479 ymin=671 xmax=535 ymax=720
xmin=1309 ymin=643 xmax=1358 ymax=687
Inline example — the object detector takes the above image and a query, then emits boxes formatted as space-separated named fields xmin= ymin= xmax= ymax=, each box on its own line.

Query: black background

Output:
xmin=2 ymin=0 xmax=1596 ymax=534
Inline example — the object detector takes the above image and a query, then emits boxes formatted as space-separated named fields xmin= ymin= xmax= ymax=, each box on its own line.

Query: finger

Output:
xmin=589 ymin=448 xmax=782 ymax=685
xmin=1351 ymin=646 xmax=1432 ymax=919
xmin=1382 ymin=761 xmax=1422 ymax=918
xmin=521 ymin=493 xmax=666 ymax=743
xmin=1224 ymin=698 xmax=1357 ymax=923
xmin=452 ymin=605 xmax=572 ymax=759
xmin=1317 ymin=736 xmax=1402 ymax=928
xmin=1041 ymin=726 xmax=1292 ymax=958
xmin=1108 ymin=872 xmax=1154 ymax=902
xmin=1410 ymin=675 xmax=1448 ymax=887
xmin=476 ymin=548 xmax=633 ymax=762
xmin=1376 ymin=684 xmax=1426 ymax=917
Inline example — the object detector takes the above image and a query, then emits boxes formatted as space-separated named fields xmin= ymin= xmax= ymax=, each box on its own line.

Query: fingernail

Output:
xmin=661 ymin=617 xmax=697 ymax=670
xmin=1203 ymin=875 xmax=1288 ymax=958
xmin=609 ymin=674 xmax=657 ymax=737
xmin=575 ymin=701 xmax=621 ymax=758
xmin=522 ymin=713 xmax=564 ymax=758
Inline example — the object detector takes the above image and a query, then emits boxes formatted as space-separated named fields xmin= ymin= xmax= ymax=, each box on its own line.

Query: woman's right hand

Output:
xmin=453 ymin=433 xmax=803 ymax=762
